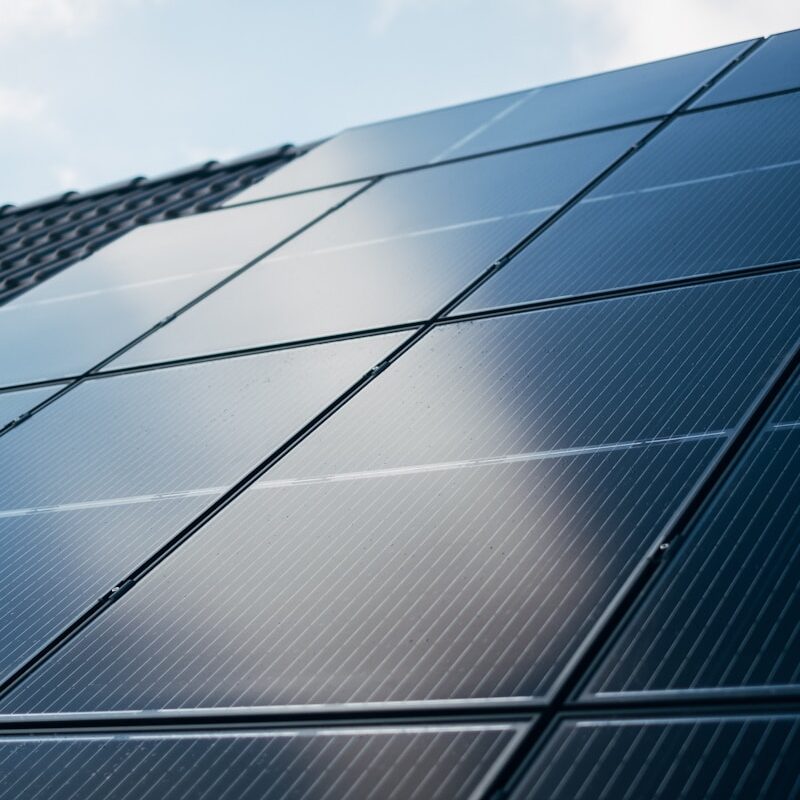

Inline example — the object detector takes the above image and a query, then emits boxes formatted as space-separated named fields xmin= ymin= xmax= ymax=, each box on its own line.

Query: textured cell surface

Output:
xmin=461 ymin=93 xmax=800 ymax=312
xmin=513 ymin=715 xmax=800 ymax=799
xmin=584 ymin=378 xmax=800 ymax=698
xmin=0 ymin=724 xmax=521 ymax=800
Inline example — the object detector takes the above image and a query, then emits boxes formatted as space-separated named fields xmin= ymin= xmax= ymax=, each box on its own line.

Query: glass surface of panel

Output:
xmin=0 ymin=186 xmax=359 ymax=387
xmin=225 ymin=92 xmax=529 ymax=203
xmin=449 ymin=41 xmax=749 ymax=159
xmin=111 ymin=216 xmax=540 ymax=368
xmin=278 ymin=125 xmax=650 ymax=254
xmin=460 ymin=94 xmax=800 ymax=312
xmin=693 ymin=29 xmax=800 ymax=108
xmin=0 ymin=440 xmax=715 ymax=712
xmin=0 ymin=333 xmax=405 ymax=510
xmin=0 ymin=725 xmax=520 ymax=800
xmin=5 ymin=274 xmax=800 ymax=714
xmin=513 ymin=715 xmax=800 ymax=799
xmin=111 ymin=127 xmax=648 ymax=368
xmin=583 ymin=381 xmax=800 ymax=699
xmin=0 ymin=495 xmax=214 ymax=683
xmin=230 ymin=42 xmax=746 ymax=201
xmin=272 ymin=273 xmax=800 ymax=481
xmin=0 ymin=334 xmax=404 ymax=684
xmin=0 ymin=384 xmax=64 ymax=429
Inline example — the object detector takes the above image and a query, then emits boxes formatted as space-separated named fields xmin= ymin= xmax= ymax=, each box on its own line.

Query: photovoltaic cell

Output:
xmin=512 ymin=715 xmax=800 ymax=799
xmin=582 ymin=376 xmax=800 ymax=700
xmin=0 ymin=333 xmax=405 ymax=683
xmin=0 ymin=385 xmax=64 ymax=430
xmin=6 ymin=273 xmax=800 ymax=714
xmin=0 ymin=724 xmax=521 ymax=800
xmin=0 ymin=185 xmax=359 ymax=387
xmin=460 ymin=93 xmax=800 ymax=313
xmin=693 ymin=28 xmax=800 ymax=108
xmin=111 ymin=126 xmax=648 ymax=368
xmin=228 ymin=42 xmax=746 ymax=201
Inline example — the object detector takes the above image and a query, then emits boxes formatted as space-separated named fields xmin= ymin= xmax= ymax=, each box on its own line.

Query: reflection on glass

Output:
xmin=0 ymin=185 xmax=358 ymax=387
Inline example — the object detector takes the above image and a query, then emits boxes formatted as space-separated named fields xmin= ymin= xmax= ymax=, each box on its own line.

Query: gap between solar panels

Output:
xmin=0 ymin=35 xmax=768 ymax=739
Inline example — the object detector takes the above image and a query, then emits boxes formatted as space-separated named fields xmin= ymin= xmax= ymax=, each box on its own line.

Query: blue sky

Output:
xmin=2 ymin=0 xmax=799 ymax=205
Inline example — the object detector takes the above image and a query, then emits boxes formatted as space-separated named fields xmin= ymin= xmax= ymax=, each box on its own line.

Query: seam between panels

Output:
xmin=2 ymin=257 xmax=799 ymax=400
xmin=0 ymin=179 xmax=380 ymax=441
xmin=0 ymin=34 xmax=774 ymax=758
xmin=480 ymin=36 xmax=800 ymax=800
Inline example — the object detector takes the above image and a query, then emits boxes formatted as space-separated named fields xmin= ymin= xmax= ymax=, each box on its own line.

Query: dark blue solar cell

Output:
xmin=459 ymin=94 xmax=800 ymax=312
xmin=582 ymin=376 xmax=800 ymax=700
xmin=693 ymin=28 xmax=800 ymax=108
xmin=5 ymin=273 xmax=800 ymax=715
xmin=111 ymin=126 xmax=647 ymax=368
xmin=513 ymin=715 xmax=800 ymax=799
xmin=232 ymin=42 xmax=747 ymax=201
xmin=0 ymin=724 xmax=521 ymax=800
xmin=0 ymin=333 xmax=405 ymax=684
xmin=0 ymin=384 xmax=63 ymax=430
xmin=0 ymin=186 xmax=359 ymax=388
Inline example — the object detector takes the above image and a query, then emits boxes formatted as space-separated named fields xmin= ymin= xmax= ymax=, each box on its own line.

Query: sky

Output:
xmin=2 ymin=0 xmax=799 ymax=205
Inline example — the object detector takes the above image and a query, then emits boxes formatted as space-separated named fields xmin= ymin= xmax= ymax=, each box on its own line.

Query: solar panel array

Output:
xmin=1 ymin=28 xmax=799 ymax=799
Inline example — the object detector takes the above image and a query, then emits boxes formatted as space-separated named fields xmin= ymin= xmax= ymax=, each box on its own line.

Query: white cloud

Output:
xmin=560 ymin=0 xmax=800 ymax=72
xmin=0 ymin=0 xmax=164 ymax=42
xmin=0 ymin=86 xmax=47 ymax=123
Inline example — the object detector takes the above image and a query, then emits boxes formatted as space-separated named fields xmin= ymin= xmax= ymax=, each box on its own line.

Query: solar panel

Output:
xmin=0 ymin=385 xmax=63 ymax=430
xmin=4 ymin=29 xmax=800 ymax=796
xmin=0 ymin=724 xmax=521 ymax=800
xmin=5 ymin=273 xmax=800 ymax=715
xmin=693 ymin=28 xmax=800 ymax=108
xmin=227 ymin=42 xmax=747 ymax=202
xmin=580 ymin=375 xmax=800 ymax=700
xmin=0 ymin=333 xmax=406 ymax=682
xmin=0 ymin=186 xmax=359 ymax=387
xmin=512 ymin=715 xmax=800 ymax=799
xmin=460 ymin=93 xmax=800 ymax=312
xmin=109 ymin=126 xmax=648 ymax=368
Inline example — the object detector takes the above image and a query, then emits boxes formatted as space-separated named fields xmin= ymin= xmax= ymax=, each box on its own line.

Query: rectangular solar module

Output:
xmin=2 ymin=28 xmax=800 ymax=800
